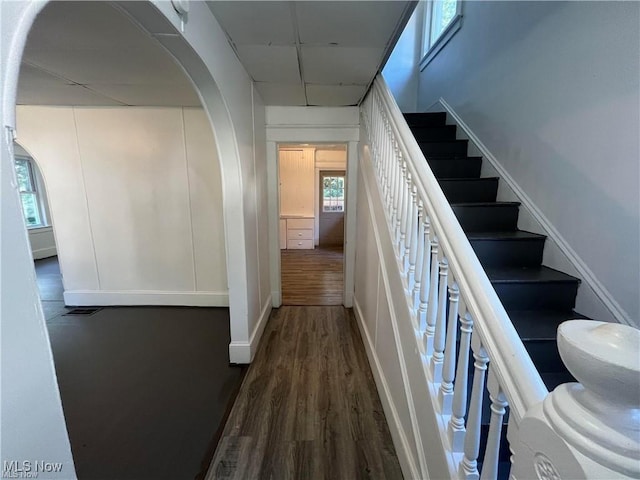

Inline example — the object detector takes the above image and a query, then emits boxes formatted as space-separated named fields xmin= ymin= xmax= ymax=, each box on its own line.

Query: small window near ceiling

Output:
xmin=15 ymin=157 xmax=44 ymax=228
xmin=322 ymin=175 xmax=345 ymax=212
xmin=421 ymin=0 xmax=462 ymax=69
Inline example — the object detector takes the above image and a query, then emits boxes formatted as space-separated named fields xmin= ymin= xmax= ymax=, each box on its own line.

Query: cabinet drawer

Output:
xmin=287 ymin=218 xmax=314 ymax=229
xmin=287 ymin=239 xmax=314 ymax=249
xmin=287 ymin=228 xmax=313 ymax=240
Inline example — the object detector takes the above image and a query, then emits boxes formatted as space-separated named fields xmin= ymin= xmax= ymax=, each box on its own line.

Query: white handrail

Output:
xmin=369 ymin=75 xmax=547 ymax=419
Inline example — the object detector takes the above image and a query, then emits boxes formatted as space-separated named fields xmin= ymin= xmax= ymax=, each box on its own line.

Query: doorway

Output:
xmin=278 ymin=144 xmax=347 ymax=305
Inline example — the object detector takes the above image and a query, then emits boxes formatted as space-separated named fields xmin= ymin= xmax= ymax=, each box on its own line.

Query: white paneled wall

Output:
xmin=16 ymin=106 xmax=228 ymax=306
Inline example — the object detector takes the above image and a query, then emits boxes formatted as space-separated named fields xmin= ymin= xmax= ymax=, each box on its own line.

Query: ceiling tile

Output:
xmin=296 ymin=1 xmax=410 ymax=47
xmin=254 ymin=83 xmax=307 ymax=106
xmin=301 ymin=46 xmax=384 ymax=85
xmin=24 ymin=1 xmax=157 ymax=51
xmin=87 ymin=84 xmax=201 ymax=107
xmin=206 ymin=1 xmax=295 ymax=45
xmin=17 ymin=64 xmax=124 ymax=106
xmin=23 ymin=47 xmax=191 ymax=86
xmin=305 ymin=84 xmax=368 ymax=106
xmin=235 ymin=46 xmax=300 ymax=83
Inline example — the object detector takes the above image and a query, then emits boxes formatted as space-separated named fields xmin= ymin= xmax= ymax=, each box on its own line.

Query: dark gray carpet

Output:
xmin=36 ymin=258 xmax=245 ymax=480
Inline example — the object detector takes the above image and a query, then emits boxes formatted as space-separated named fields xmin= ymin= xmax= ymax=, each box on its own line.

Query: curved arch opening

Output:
xmin=2 ymin=1 xmax=257 ymax=477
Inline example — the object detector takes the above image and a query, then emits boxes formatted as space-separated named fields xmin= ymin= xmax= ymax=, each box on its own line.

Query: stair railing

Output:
xmin=359 ymin=75 xmax=640 ymax=479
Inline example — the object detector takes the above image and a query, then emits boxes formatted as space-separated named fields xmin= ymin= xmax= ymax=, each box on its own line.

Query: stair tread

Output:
xmin=509 ymin=309 xmax=589 ymax=340
xmin=486 ymin=266 xmax=581 ymax=284
xmin=467 ymin=230 xmax=546 ymax=241
xmin=439 ymin=177 xmax=499 ymax=182
xmin=452 ymin=201 xmax=520 ymax=207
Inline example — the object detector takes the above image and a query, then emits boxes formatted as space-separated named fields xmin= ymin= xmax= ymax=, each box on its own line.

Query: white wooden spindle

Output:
xmin=407 ymin=185 xmax=419 ymax=288
xmin=423 ymin=236 xmax=439 ymax=356
xmin=439 ymin=283 xmax=459 ymax=414
xmin=395 ymin=159 xmax=405 ymax=247
xmin=390 ymin=145 xmax=399 ymax=223
xmin=459 ymin=336 xmax=489 ymax=480
xmin=403 ymin=173 xmax=415 ymax=274
xmin=480 ymin=369 xmax=508 ymax=480
xmin=412 ymin=200 xmax=424 ymax=312
xmin=388 ymin=145 xmax=397 ymax=216
xmin=448 ymin=311 xmax=474 ymax=452
xmin=431 ymin=258 xmax=449 ymax=383
xmin=417 ymin=217 xmax=431 ymax=336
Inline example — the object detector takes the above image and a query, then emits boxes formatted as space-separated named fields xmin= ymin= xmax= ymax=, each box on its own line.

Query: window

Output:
xmin=322 ymin=175 xmax=345 ymax=212
xmin=420 ymin=0 xmax=462 ymax=69
xmin=15 ymin=157 xmax=45 ymax=228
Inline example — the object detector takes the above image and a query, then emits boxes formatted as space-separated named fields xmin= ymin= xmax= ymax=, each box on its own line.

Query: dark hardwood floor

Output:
xmin=34 ymin=257 xmax=245 ymax=480
xmin=207 ymin=306 xmax=403 ymax=480
xmin=281 ymin=246 xmax=344 ymax=305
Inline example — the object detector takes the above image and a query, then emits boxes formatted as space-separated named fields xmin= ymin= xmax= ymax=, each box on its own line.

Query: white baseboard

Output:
xmin=229 ymin=294 xmax=272 ymax=364
xmin=353 ymin=297 xmax=421 ymax=480
xmin=32 ymin=246 xmax=57 ymax=260
xmin=63 ymin=290 xmax=229 ymax=307
xmin=437 ymin=97 xmax=632 ymax=327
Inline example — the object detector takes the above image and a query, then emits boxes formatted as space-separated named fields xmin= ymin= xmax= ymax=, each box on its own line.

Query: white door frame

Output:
xmin=266 ymin=109 xmax=360 ymax=307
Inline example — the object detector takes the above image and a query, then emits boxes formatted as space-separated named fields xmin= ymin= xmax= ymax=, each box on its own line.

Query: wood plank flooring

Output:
xmin=281 ymin=246 xmax=344 ymax=305
xmin=207 ymin=306 xmax=403 ymax=480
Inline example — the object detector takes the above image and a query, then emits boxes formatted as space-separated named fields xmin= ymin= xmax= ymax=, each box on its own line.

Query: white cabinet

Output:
xmin=281 ymin=217 xmax=314 ymax=250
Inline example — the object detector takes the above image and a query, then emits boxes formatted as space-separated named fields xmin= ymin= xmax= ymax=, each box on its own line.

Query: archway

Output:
xmin=1 ymin=1 xmax=262 ymax=476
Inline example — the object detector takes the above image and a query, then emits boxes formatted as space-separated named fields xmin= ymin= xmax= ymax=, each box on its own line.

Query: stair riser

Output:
xmin=410 ymin=125 xmax=457 ymax=141
xmin=453 ymin=205 xmax=519 ymax=232
xmin=471 ymin=239 xmax=545 ymax=267
xmin=419 ymin=140 xmax=468 ymax=157
xmin=440 ymin=179 xmax=499 ymax=203
xmin=404 ymin=112 xmax=447 ymax=127
xmin=522 ymin=340 xmax=570 ymax=374
xmin=428 ymin=158 xmax=482 ymax=178
xmin=493 ymin=282 xmax=579 ymax=311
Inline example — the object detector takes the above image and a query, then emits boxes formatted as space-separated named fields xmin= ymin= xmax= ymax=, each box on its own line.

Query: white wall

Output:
xmin=416 ymin=1 xmax=640 ymax=324
xmin=16 ymin=106 xmax=227 ymax=306
xmin=382 ymin=1 xmax=424 ymax=112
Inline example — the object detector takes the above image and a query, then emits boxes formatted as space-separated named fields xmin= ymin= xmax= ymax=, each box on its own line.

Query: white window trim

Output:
xmin=15 ymin=154 xmax=49 ymax=229
xmin=419 ymin=0 xmax=463 ymax=71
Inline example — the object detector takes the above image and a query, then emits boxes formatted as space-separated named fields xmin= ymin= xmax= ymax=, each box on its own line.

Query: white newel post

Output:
xmin=511 ymin=320 xmax=640 ymax=480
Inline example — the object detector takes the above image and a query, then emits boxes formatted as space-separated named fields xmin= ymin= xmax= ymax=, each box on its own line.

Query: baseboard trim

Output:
xmin=63 ymin=290 xmax=229 ymax=307
xmin=229 ymin=294 xmax=272 ymax=364
xmin=437 ymin=97 xmax=633 ymax=327
xmin=353 ymin=297 xmax=421 ymax=480
xmin=32 ymin=246 xmax=57 ymax=260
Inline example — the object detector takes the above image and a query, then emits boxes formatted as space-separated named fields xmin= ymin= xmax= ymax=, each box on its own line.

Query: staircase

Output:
xmin=405 ymin=111 xmax=587 ymax=476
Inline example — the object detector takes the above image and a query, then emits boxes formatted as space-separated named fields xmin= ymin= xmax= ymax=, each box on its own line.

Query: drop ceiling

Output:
xmin=17 ymin=1 xmax=414 ymax=108
xmin=207 ymin=1 xmax=414 ymax=106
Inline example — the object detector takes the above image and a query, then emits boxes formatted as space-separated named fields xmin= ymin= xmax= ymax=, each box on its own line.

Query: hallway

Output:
xmin=281 ymin=246 xmax=344 ymax=305
xmin=207 ymin=306 xmax=403 ymax=480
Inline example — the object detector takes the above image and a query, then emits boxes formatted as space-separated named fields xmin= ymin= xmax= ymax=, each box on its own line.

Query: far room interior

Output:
xmin=278 ymin=143 xmax=347 ymax=305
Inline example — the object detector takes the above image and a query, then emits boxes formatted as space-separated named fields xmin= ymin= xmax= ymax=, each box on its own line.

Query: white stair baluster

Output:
xmin=439 ymin=283 xmax=459 ymax=414
xmin=423 ymin=236 xmax=439 ymax=356
xmin=412 ymin=200 xmax=424 ymax=313
xmin=417 ymin=217 xmax=431 ymax=339
xmin=402 ymin=174 xmax=413 ymax=275
xmin=431 ymin=258 xmax=449 ymax=383
xmin=459 ymin=334 xmax=489 ymax=480
xmin=479 ymin=368 xmax=508 ymax=480
xmin=395 ymin=159 xmax=405 ymax=248
xmin=448 ymin=310 xmax=474 ymax=451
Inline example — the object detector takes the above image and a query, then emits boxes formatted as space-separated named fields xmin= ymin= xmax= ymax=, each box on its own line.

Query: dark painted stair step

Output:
xmin=468 ymin=230 xmax=546 ymax=267
xmin=409 ymin=125 xmax=457 ymax=141
xmin=404 ymin=112 xmax=447 ymax=127
xmin=428 ymin=157 xmax=482 ymax=178
xmin=452 ymin=202 xmax=520 ymax=232
xmin=486 ymin=266 xmax=581 ymax=311
xmin=439 ymin=177 xmax=499 ymax=203
xmin=419 ymin=139 xmax=469 ymax=157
